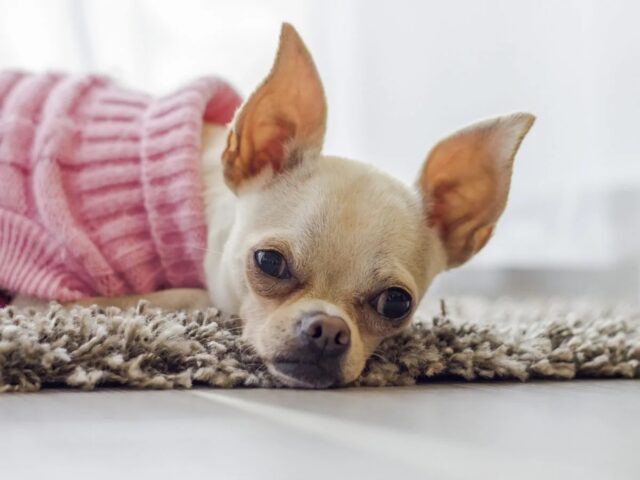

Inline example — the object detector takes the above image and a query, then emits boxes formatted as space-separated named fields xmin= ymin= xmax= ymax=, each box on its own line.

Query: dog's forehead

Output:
xmin=304 ymin=158 xmax=423 ymax=244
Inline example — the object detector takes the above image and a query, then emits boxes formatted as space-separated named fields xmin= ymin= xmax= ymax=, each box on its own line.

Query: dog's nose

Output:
xmin=299 ymin=313 xmax=351 ymax=355
xmin=272 ymin=313 xmax=351 ymax=387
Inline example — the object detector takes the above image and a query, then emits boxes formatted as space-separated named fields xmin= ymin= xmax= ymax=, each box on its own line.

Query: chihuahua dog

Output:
xmin=4 ymin=24 xmax=534 ymax=387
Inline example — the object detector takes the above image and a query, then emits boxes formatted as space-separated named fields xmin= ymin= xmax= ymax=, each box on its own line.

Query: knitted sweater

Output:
xmin=0 ymin=72 xmax=242 ymax=301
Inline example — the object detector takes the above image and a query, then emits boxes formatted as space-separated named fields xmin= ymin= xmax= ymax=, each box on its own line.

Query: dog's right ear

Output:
xmin=417 ymin=113 xmax=535 ymax=268
xmin=222 ymin=23 xmax=327 ymax=192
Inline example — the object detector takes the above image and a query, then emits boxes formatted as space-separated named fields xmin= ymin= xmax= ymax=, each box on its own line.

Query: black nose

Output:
xmin=271 ymin=314 xmax=351 ymax=388
xmin=298 ymin=313 xmax=351 ymax=356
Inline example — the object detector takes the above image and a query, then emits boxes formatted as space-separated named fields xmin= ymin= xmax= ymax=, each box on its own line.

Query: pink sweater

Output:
xmin=0 ymin=72 xmax=241 ymax=302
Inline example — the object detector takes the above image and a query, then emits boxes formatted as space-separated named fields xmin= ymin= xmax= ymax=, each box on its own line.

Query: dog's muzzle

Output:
xmin=271 ymin=312 xmax=351 ymax=388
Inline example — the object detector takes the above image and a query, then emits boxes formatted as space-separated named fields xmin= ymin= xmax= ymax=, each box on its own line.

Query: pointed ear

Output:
xmin=417 ymin=113 xmax=535 ymax=268
xmin=222 ymin=23 xmax=327 ymax=192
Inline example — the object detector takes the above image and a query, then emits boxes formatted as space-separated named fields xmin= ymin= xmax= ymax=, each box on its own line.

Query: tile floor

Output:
xmin=1 ymin=380 xmax=638 ymax=480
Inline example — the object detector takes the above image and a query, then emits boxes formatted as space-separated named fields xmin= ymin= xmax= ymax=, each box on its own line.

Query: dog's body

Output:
xmin=3 ymin=24 xmax=535 ymax=387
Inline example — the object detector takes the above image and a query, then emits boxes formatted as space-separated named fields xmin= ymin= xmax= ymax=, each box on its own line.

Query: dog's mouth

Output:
xmin=268 ymin=358 xmax=344 ymax=389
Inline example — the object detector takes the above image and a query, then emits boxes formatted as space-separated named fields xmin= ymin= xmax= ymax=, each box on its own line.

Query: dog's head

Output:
xmin=209 ymin=24 xmax=534 ymax=387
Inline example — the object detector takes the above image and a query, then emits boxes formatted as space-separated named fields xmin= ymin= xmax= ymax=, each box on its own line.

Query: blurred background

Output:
xmin=1 ymin=0 xmax=638 ymax=300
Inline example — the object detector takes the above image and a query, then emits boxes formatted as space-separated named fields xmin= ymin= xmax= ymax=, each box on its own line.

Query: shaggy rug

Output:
xmin=1 ymin=298 xmax=639 ymax=392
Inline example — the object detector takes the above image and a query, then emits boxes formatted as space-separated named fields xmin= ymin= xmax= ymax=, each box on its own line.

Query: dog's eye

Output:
xmin=370 ymin=287 xmax=412 ymax=320
xmin=254 ymin=250 xmax=291 ymax=279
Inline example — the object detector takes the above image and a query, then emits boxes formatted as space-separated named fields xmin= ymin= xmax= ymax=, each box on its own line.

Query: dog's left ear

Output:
xmin=222 ymin=23 xmax=327 ymax=192
xmin=417 ymin=113 xmax=535 ymax=268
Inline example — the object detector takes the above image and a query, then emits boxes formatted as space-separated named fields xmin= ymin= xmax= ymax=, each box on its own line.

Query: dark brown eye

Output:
xmin=254 ymin=250 xmax=291 ymax=279
xmin=370 ymin=287 xmax=412 ymax=320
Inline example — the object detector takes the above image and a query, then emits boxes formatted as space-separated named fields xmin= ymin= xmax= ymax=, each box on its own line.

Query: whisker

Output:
xmin=180 ymin=243 xmax=227 ymax=257
xmin=370 ymin=351 xmax=388 ymax=363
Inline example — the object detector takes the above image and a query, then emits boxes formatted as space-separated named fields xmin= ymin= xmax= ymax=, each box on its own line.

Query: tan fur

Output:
xmin=48 ymin=23 xmax=534 ymax=387
xmin=204 ymin=154 xmax=444 ymax=386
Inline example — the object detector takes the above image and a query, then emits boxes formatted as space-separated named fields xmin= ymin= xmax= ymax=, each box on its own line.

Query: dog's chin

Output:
xmin=267 ymin=361 xmax=343 ymax=389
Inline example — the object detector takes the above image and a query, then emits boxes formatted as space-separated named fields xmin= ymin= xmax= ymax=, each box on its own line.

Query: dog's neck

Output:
xmin=200 ymin=124 xmax=233 ymax=221
xmin=199 ymin=123 xmax=241 ymax=310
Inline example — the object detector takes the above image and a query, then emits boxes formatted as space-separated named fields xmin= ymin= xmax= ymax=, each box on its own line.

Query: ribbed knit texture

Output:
xmin=0 ymin=72 xmax=242 ymax=301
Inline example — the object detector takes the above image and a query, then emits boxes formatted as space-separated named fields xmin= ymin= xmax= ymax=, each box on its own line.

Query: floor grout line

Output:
xmin=190 ymin=390 xmax=587 ymax=480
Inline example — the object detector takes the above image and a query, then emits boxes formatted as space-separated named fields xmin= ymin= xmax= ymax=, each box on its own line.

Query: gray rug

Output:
xmin=1 ymin=298 xmax=639 ymax=392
